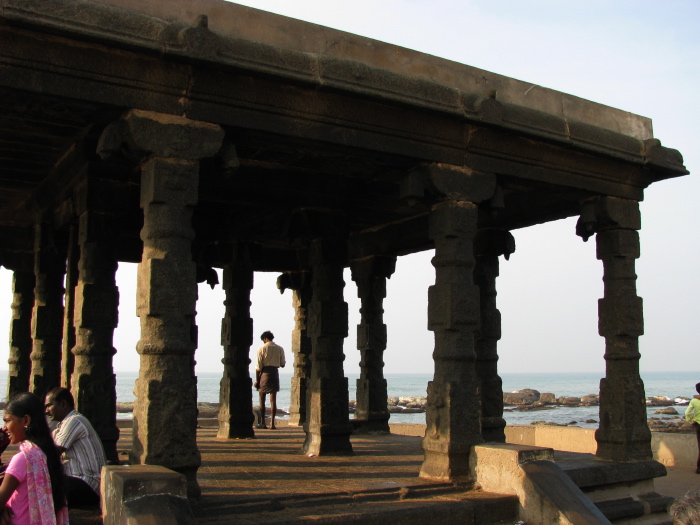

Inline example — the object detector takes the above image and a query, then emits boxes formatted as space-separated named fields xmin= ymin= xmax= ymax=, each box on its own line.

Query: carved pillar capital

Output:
xmin=576 ymin=196 xmax=641 ymax=241
xmin=401 ymin=163 xmax=498 ymax=207
xmin=97 ymin=109 xmax=225 ymax=162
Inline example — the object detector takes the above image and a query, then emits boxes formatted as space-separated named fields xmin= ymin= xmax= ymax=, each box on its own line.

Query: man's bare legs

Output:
xmin=270 ymin=392 xmax=278 ymax=429
xmin=258 ymin=391 xmax=267 ymax=428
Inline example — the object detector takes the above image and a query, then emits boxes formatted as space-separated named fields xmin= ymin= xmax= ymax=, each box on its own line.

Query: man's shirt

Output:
xmin=53 ymin=410 xmax=107 ymax=494
xmin=256 ymin=341 xmax=286 ymax=370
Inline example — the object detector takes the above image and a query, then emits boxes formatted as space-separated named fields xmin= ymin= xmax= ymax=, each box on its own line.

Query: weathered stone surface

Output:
xmin=278 ymin=272 xmax=312 ymax=427
xmin=593 ymin=200 xmax=651 ymax=462
xmin=421 ymin=198 xmax=482 ymax=481
xmin=218 ymin=245 xmax=255 ymax=439
xmin=30 ymin=220 xmax=66 ymax=399
xmin=302 ymin=237 xmax=353 ymax=456
xmin=101 ymin=465 xmax=192 ymax=525
xmin=7 ymin=271 xmax=34 ymax=398
xmin=351 ymin=255 xmax=395 ymax=433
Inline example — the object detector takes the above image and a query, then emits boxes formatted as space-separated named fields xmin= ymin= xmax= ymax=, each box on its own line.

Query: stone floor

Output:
xmin=3 ymin=421 xmax=697 ymax=524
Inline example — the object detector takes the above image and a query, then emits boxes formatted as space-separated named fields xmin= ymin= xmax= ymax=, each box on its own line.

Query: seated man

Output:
xmin=45 ymin=387 xmax=106 ymax=506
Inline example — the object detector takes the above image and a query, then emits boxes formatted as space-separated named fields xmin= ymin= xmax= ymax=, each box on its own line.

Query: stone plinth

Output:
xmin=101 ymin=465 xmax=193 ymax=525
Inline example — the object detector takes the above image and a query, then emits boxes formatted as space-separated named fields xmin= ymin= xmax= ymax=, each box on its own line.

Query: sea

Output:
xmin=2 ymin=371 xmax=696 ymax=429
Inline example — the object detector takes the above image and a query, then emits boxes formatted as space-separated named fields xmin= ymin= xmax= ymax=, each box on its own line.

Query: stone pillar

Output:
xmin=98 ymin=109 xmax=224 ymax=499
xmin=71 ymin=211 xmax=120 ymax=463
xmin=277 ymin=271 xmax=312 ymax=427
xmin=350 ymin=256 xmax=396 ymax=433
xmin=474 ymin=230 xmax=515 ymax=443
xmin=7 ymin=270 xmax=35 ymax=398
xmin=400 ymin=164 xmax=496 ymax=480
xmin=302 ymin=238 xmax=353 ymax=455
xmin=578 ymin=197 xmax=651 ymax=461
xmin=30 ymin=220 xmax=66 ymax=399
xmin=218 ymin=244 xmax=255 ymax=439
xmin=61 ymin=222 xmax=79 ymax=388
xmin=421 ymin=200 xmax=482 ymax=479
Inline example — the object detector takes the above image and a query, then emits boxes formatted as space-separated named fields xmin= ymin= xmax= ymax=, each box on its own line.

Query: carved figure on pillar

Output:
xmin=277 ymin=271 xmax=312 ymax=427
xmin=70 ymin=210 xmax=121 ymax=463
xmin=30 ymin=220 xmax=66 ymax=400
xmin=98 ymin=109 xmax=224 ymax=499
xmin=576 ymin=196 xmax=651 ymax=461
xmin=302 ymin=236 xmax=352 ymax=455
xmin=350 ymin=256 xmax=396 ymax=433
xmin=218 ymin=244 xmax=255 ymax=439
xmin=7 ymin=270 xmax=35 ymax=398
xmin=474 ymin=229 xmax=515 ymax=443
xmin=401 ymin=163 xmax=496 ymax=480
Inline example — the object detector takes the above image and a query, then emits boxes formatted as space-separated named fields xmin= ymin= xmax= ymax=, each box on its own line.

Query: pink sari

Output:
xmin=19 ymin=441 xmax=69 ymax=525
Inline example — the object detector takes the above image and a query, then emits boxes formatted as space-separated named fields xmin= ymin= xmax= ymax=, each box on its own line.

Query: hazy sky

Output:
xmin=0 ymin=0 xmax=698 ymax=378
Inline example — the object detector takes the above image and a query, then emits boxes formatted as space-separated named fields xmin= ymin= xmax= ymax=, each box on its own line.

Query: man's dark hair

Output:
xmin=261 ymin=331 xmax=274 ymax=341
xmin=47 ymin=386 xmax=75 ymax=409
xmin=696 ymin=382 xmax=700 ymax=395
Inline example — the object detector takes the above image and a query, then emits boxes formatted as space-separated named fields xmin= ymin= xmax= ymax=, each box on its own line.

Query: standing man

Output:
xmin=685 ymin=382 xmax=700 ymax=474
xmin=45 ymin=387 xmax=107 ymax=506
xmin=254 ymin=331 xmax=286 ymax=429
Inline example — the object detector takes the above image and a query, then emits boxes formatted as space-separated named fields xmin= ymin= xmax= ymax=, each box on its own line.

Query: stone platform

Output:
xmin=112 ymin=422 xmax=517 ymax=524
xmin=5 ymin=421 xmax=695 ymax=524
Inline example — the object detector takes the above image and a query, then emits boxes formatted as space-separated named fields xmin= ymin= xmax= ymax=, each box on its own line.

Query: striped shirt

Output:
xmin=52 ymin=410 xmax=106 ymax=494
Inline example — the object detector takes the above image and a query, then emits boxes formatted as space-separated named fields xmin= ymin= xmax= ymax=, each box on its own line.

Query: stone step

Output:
xmin=554 ymin=452 xmax=673 ymax=524
xmin=594 ymin=494 xmax=674 ymax=525
xmin=195 ymin=491 xmax=518 ymax=525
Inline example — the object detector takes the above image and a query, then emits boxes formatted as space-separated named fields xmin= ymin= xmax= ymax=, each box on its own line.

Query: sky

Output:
xmin=0 ymin=0 xmax=698 ymax=378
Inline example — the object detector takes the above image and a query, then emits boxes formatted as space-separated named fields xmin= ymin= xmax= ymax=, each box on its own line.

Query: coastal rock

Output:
xmin=653 ymin=407 xmax=679 ymax=415
xmin=580 ymin=394 xmax=599 ymax=406
xmin=556 ymin=396 xmax=581 ymax=406
xmin=116 ymin=402 xmax=133 ymax=413
xmin=387 ymin=397 xmax=399 ymax=406
xmin=531 ymin=420 xmax=567 ymax=427
xmin=504 ymin=389 xmax=540 ymax=406
xmin=646 ymin=396 xmax=674 ymax=407
xmin=397 ymin=396 xmax=427 ymax=407
xmin=585 ymin=419 xmax=598 ymax=424
xmin=674 ymin=397 xmax=690 ymax=405
xmin=539 ymin=393 xmax=556 ymax=404
xmin=514 ymin=404 xmax=554 ymax=412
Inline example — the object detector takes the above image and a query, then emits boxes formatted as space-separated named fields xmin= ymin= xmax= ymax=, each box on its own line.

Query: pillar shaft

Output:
xmin=98 ymin=109 xmax=224 ymax=500
xmin=350 ymin=256 xmax=396 ymax=433
xmin=7 ymin=271 xmax=35 ymax=398
xmin=593 ymin=198 xmax=650 ymax=461
xmin=283 ymin=272 xmax=312 ymax=427
xmin=61 ymin=222 xmax=79 ymax=389
xmin=302 ymin=238 xmax=353 ymax=456
xmin=131 ymin=157 xmax=201 ymax=497
xmin=420 ymin=200 xmax=483 ymax=480
xmin=71 ymin=210 xmax=120 ymax=463
xmin=474 ymin=253 xmax=505 ymax=442
xmin=30 ymin=221 xmax=65 ymax=399
xmin=218 ymin=245 xmax=255 ymax=439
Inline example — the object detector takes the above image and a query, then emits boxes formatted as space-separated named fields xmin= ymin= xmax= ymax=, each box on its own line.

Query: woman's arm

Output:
xmin=0 ymin=473 xmax=19 ymax=507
